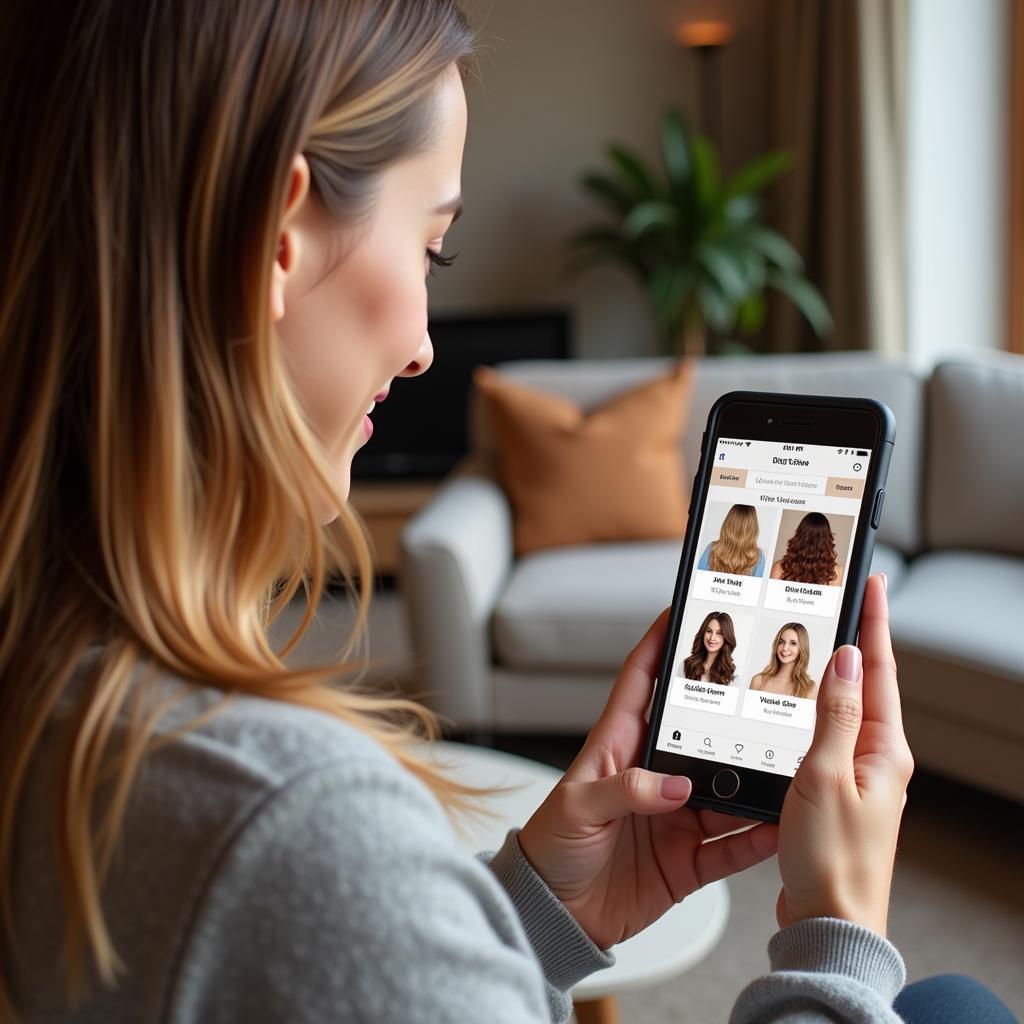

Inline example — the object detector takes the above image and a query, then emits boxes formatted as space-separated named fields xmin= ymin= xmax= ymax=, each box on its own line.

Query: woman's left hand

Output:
xmin=518 ymin=609 xmax=779 ymax=950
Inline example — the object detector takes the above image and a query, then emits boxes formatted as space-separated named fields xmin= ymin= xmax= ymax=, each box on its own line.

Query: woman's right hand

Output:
xmin=776 ymin=574 xmax=914 ymax=938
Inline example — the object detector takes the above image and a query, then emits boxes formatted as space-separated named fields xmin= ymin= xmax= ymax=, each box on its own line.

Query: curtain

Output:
xmin=1010 ymin=0 xmax=1024 ymax=354
xmin=763 ymin=0 xmax=907 ymax=354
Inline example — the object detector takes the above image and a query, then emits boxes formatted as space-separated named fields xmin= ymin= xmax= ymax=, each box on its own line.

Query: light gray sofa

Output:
xmin=400 ymin=351 xmax=1024 ymax=802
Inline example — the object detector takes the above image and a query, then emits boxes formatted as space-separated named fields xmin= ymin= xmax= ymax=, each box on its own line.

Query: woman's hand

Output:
xmin=517 ymin=609 xmax=779 ymax=951
xmin=776 ymin=574 xmax=914 ymax=937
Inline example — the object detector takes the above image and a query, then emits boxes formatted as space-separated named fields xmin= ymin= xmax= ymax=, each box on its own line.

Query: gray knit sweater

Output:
xmin=12 ymin=675 xmax=907 ymax=1022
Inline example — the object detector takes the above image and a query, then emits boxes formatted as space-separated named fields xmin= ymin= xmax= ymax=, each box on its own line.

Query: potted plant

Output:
xmin=569 ymin=109 xmax=834 ymax=356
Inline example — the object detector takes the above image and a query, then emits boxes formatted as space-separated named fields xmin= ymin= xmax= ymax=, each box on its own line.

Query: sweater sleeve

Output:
xmin=479 ymin=827 xmax=615 ymax=1016
xmin=729 ymin=917 xmax=907 ymax=1024
xmin=164 ymin=759 xmax=594 ymax=1024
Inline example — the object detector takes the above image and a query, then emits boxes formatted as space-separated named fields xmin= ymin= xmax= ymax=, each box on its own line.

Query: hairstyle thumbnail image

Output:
xmin=682 ymin=611 xmax=737 ymax=685
xmin=755 ymin=622 xmax=816 ymax=699
xmin=776 ymin=512 xmax=838 ymax=585
xmin=708 ymin=504 xmax=762 ymax=575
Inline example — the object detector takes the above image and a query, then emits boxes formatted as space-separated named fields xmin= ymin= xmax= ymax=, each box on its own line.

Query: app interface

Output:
xmin=656 ymin=438 xmax=872 ymax=777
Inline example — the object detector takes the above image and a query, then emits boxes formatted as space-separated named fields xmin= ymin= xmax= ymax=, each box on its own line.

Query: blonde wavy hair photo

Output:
xmin=708 ymin=504 xmax=763 ymax=575
xmin=0 ymin=0 xmax=477 ymax=1014
xmin=756 ymin=622 xmax=817 ymax=699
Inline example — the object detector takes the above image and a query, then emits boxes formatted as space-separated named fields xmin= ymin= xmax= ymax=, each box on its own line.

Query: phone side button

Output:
xmin=711 ymin=768 xmax=741 ymax=799
xmin=870 ymin=488 xmax=886 ymax=529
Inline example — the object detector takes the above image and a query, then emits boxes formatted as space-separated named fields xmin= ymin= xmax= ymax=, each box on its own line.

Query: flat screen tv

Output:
xmin=352 ymin=310 xmax=571 ymax=480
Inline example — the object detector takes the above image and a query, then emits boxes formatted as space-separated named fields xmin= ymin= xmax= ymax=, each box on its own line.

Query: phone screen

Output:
xmin=653 ymin=436 xmax=873 ymax=778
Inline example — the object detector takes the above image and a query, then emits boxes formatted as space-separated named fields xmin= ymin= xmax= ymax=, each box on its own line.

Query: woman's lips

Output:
xmin=363 ymin=389 xmax=389 ymax=440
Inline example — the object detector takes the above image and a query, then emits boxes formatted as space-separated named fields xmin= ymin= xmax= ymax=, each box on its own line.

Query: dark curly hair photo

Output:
xmin=770 ymin=512 xmax=842 ymax=586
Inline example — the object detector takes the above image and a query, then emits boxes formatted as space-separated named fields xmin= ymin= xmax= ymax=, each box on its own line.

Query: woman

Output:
xmin=750 ymin=623 xmax=819 ymax=700
xmin=1 ymin=2 xmax=1013 ymax=1022
xmin=682 ymin=612 xmax=737 ymax=685
xmin=698 ymin=504 xmax=766 ymax=576
xmin=770 ymin=511 xmax=844 ymax=585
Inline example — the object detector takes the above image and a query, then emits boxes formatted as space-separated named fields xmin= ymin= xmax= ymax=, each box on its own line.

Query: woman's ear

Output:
xmin=269 ymin=154 xmax=311 ymax=323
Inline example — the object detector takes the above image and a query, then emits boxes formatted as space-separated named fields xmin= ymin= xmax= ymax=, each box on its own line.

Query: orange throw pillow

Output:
xmin=473 ymin=361 xmax=694 ymax=556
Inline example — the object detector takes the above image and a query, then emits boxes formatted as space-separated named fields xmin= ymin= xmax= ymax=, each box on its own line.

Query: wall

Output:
xmin=428 ymin=0 xmax=771 ymax=358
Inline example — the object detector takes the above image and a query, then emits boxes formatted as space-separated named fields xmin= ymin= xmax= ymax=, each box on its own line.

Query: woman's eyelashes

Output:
xmin=426 ymin=248 xmax=458 ymax=276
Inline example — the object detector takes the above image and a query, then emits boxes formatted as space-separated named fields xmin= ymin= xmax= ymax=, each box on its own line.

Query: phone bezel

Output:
xmin=643 ymin=391 xmax=896 ymax=823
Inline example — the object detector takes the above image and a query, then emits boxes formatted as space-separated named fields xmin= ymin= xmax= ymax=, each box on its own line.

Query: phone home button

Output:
xmin=711 ymin=768 xmax=741 ymax=800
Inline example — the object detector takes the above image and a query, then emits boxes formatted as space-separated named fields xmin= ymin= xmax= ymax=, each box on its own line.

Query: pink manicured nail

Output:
xmin=659 ymin=776 xmax=691 ymax=800
xmin=835 ymin=646 xmax=862 ymax=683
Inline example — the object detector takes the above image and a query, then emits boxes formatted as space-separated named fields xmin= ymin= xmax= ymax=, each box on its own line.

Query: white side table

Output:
xmin=427 ymin=742 xmax=730 ymax=1024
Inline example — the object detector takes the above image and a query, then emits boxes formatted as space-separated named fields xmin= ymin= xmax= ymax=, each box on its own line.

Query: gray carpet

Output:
xmin=271 ymin=587 xmax=1024 ymax=1022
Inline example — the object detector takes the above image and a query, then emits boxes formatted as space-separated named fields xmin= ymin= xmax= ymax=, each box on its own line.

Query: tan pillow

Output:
xmin=473 ymin=361 xmax=694 ymax=556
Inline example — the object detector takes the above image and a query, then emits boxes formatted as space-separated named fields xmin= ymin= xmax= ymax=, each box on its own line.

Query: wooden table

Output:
xmin=348 ymin=480 xmax=442 ymax=576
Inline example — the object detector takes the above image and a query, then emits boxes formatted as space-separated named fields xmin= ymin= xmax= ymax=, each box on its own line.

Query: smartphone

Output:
xmin=642 ymin=391 xmax=895 ymax=823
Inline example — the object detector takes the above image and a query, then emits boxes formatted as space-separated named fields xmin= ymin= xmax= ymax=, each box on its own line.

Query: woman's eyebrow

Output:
xmin=433 ymin=196 xmax=463 ymax=222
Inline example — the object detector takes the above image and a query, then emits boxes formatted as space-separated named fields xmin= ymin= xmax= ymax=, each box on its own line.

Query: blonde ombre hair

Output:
xmin=0 ymin=0 xmax=475 ymax=1013
xmin=758 ymin=623 xmax=817 ymax=699
xmin=708 ymin=504 xmax=762 ymax=574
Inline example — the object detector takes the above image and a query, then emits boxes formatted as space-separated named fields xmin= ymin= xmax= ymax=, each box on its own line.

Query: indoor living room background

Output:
xmin=270 ymin=1 xmax=1024 ymax=1021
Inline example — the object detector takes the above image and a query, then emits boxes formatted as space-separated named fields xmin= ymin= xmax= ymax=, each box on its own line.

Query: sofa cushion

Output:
xmin=475 ymin=353 xmax=925 ymax=556
xmin=925 ymin=354 xmax=1024 ymax=556
xmin=492 ymin=539 xmax=907 ymax=673
xmin=889 ymin=550 xmax=1024 ymax=739
xmin=493 ymin=540 xmax=683 ymax=671
xmin=472 ymin=361 xmax=692 ymax=556
xmin=868 ymin=543 xmax=908 ymax=593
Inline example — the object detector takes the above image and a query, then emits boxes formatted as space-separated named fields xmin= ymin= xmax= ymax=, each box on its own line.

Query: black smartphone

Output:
xmin=642 ymin=391 xmax=895 ymax=823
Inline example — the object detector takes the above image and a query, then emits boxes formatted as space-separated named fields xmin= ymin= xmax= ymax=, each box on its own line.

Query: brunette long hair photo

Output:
xmin=777 ymin=512 xmax=839 ymax=585
xmin=707 ymin=504 xmax=762 ymax=575
xmin=682 ymin=612 xmax=737 ymax=685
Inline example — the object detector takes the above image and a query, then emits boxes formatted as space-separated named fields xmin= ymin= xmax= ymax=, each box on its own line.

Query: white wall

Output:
xmin=428 ymin=0 xmax=771 ymax=358
xmin=906 ymin=0 xmax=1010 ymax=367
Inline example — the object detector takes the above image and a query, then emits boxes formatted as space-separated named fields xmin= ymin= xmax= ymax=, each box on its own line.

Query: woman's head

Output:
xmin=708 ymin=504 xmax=761 ymax=575
xmin=759 ymin=622 xmax=815 ymax=697
xmin=0 ymin=0 xmax=474 ymax=1008
xmin=274 ymin=65 xmax=468 ymax=510
xmin=778 ymin=512 xmax=839 ymax=585
xmin=683 ymin=612 xmax=737 ymax=685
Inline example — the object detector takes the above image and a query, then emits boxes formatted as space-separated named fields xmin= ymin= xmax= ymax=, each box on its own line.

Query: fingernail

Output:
xmin=835 ymin=646 xmax=862 ymax=683
xmin=659 ymin=775 xmax=690 ymax=801
xmin=880 ymin=572 xmax=888 ymax=592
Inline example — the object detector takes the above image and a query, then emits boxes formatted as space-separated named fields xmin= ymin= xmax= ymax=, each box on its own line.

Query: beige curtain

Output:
xmin=764 ymin=0 xmax=907 ymax=354
xmin=859 ymin=0 xmax=907 ymax=356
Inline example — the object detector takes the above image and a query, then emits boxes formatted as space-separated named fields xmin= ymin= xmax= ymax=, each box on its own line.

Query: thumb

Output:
xmin=574 ymin=768 xmax=692 ymax=827
xmin=803 ymin=645 xmax=864 ymax=775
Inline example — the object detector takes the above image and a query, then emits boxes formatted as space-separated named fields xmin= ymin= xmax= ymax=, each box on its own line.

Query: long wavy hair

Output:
xmin=682 ymin=612 xmax=737 ymax=685
xmin=708 ymin=504 xmax=762 ymax=575
xmin=758 ymin=623 xmax=816 ymax=698
xmin=0 ymin=0 xmax=475 ymax=1013
xmin=778 ymin=512 xmax=839 ymax=585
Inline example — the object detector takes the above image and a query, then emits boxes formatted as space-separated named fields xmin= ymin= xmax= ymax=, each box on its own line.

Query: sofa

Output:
xmin=399 ymin=351 xmax=1024 ymax=802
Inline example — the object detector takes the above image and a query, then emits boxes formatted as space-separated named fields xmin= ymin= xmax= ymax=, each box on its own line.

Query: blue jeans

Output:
xmin=895 ymin=974 xmax=1018 ymax=1024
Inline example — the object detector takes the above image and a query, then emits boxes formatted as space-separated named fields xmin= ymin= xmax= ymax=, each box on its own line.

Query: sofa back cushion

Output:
xmin=926 ymin=354 xmax=1024 ymax=555
xmin=470 ymin=352 xmax=925 ymax=554
xmin=473 ymin=359 xmax=693 ymax=555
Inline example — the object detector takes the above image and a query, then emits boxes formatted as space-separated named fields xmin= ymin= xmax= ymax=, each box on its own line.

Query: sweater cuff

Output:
xmin=481 ymin=827 xmax=615 ymax=992
xmin=769 ymin=917 xmax=906 ymax=1001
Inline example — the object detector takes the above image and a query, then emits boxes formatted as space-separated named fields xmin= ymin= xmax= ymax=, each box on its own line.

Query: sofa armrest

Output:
xmin=399 ymin=474 xmax=514 ymax=728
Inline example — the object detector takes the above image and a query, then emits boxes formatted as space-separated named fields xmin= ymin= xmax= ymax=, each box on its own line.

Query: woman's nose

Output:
xmin=397 ymin=331 xmax=434 ymax=377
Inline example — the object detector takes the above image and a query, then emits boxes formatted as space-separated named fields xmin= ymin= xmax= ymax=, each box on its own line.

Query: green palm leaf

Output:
xmin=766 ymin=270 xmax=835 ymax=336
xmin=570 ymin=106 xmax=834 ymax=353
